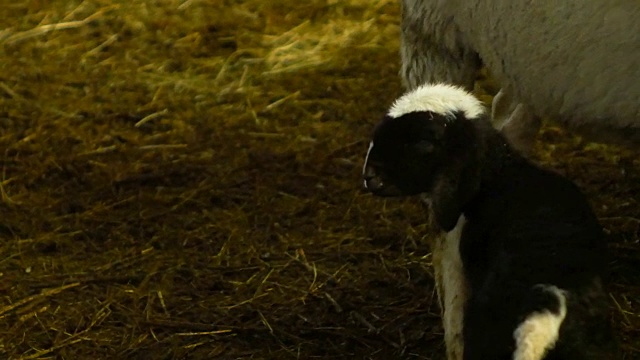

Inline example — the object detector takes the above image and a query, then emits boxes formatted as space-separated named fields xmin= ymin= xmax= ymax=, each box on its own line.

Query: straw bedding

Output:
xmin=0 ymin=1 xmax=638 ymax=358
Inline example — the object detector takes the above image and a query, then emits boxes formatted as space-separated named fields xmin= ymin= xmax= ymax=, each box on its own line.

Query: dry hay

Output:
xmin=0 ymin=0 xmax=638 ymax=359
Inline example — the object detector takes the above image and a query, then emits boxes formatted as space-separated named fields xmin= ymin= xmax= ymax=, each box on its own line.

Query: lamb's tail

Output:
xmin=513 ymin=284 xmax=568 ymax=360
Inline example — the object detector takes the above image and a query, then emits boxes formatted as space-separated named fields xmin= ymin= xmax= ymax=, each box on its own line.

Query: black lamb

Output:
xmin=362 ymin=83 xmax=616 ymax=360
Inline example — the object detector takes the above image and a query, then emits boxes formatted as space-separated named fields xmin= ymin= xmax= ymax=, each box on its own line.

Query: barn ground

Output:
xmin=0 ymin=0 xmax=638 ymax=359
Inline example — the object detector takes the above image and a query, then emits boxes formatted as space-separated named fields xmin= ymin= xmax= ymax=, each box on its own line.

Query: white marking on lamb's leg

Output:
xmin=431 ymin=234 xmax=445 ymax=315
xmin=422 ymin=195 xmax=445 ymax=314
xmin=438 ymin=215 xmax=468 ymax=360
xmin=362 ymin=141 xmax=374 ymax=188
xmin=513 ymin=285 xmax=568 ymax=360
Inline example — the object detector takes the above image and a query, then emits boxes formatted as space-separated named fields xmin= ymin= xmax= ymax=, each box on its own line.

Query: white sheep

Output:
xmin=362 ymin=83 xmax=617 ymax=359
xmin=400 ymin=0 xmax=640 ymax=152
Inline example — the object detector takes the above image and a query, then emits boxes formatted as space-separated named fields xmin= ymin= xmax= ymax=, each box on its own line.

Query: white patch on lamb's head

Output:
xmin=388 ymin=83 xmax=485 ymax=120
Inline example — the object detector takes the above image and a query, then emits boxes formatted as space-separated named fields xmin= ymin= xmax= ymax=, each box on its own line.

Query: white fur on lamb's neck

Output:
xmin=388 ymin=83 xmax=485 ymax=119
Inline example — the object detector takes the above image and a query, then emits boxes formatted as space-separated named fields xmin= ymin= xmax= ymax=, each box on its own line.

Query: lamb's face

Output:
xmin=362 ymin=111 xmax=447 ymax=197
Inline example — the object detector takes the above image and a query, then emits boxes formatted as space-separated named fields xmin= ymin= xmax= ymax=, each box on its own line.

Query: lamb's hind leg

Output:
xmin=491 ymin=88 xmax=542 ymax=156
xmin=513 ymin=285 xmax=568 ymax=360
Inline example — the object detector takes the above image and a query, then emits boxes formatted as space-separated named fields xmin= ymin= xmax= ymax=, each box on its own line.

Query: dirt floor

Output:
xmin=0 ymin=0 xmax=638 ymax=359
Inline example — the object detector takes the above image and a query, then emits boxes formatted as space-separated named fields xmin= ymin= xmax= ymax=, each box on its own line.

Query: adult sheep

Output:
xmin=401 ymin=0 xmax=640 ymax=152
xmin=362 ymin=83 xmax=617 ymax=359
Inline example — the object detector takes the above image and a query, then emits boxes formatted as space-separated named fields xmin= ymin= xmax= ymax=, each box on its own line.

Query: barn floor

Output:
xmin=0 ymin=1 xmax=638 ymax=359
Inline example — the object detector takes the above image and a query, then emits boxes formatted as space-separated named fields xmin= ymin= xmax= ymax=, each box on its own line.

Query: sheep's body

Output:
xmin=362 ymin=84 xmax=616 ymax=359
xmin=401 ymin=0 xmax=640 ymax=149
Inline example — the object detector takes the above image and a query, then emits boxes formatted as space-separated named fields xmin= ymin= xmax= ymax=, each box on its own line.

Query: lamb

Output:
xmin=362 ymin=83 xmax=617 ymax=359
xmin=400 ymin=0 xmax=640 ymax=152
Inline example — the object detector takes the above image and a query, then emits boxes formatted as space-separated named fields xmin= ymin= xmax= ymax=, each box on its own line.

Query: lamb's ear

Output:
xmin=431 ymin=155 xmax=480 ymax=232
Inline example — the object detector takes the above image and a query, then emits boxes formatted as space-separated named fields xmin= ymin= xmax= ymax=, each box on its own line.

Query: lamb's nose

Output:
xmin=363 ymin=166 xmax=383 ymax=191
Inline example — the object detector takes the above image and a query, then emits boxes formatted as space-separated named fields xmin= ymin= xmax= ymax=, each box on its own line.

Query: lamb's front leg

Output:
xmin=400 ymin=0 xmax=479 ymax=91
xmin=437 ymin=216 xmax=469 ymax=360
xmin=431 ymin=234 xmax=445 ymax=316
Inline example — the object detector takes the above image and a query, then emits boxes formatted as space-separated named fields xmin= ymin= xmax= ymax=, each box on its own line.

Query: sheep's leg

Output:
xmin=400 ymin=0 xmax=479 ymax=91
xmin=491 ymin=89 xmax=517 ymax=129
xmin=491 ymin=88 xmax=541 ymax=155
xmin=512 ymin=285 xmax=568 ymax=360
xmin=500 ymin=103 xmax=541 ymax=156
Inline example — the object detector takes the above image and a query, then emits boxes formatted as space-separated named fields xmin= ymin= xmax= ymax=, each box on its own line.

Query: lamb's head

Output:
xmin=362 ymin=111 xmax=450 ymax=197
xmin=362 ymin=83 xmax=486 ymax=230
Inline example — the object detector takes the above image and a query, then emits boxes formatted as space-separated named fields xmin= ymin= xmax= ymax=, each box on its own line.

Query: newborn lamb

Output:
xmin=362 ymin=83 xmax=616 ymax=359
